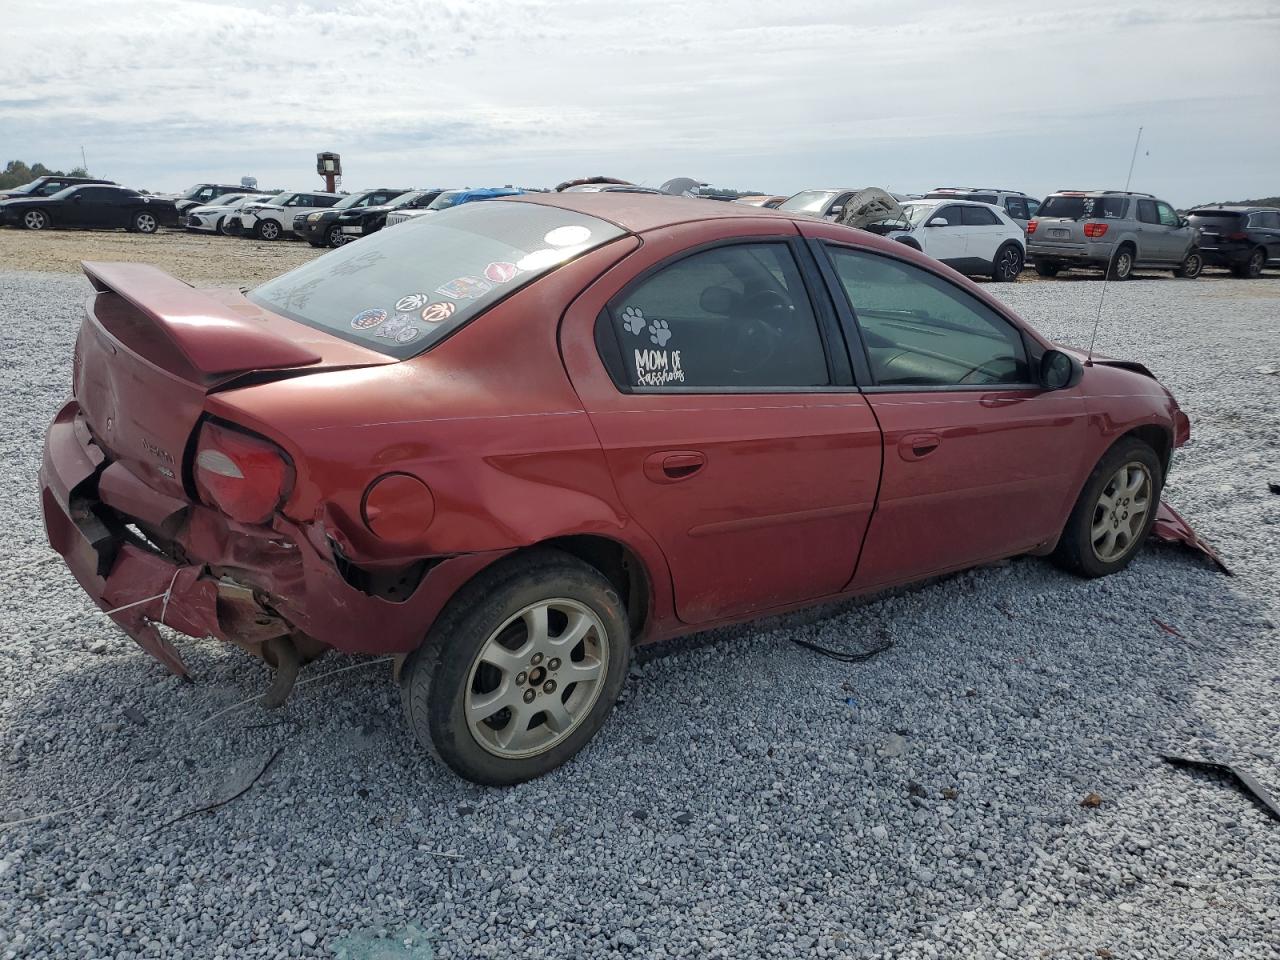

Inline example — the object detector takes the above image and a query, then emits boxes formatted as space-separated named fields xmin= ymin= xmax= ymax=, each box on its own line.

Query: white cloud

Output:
xmin=1 ymin=0 xmax=1277 ymax=204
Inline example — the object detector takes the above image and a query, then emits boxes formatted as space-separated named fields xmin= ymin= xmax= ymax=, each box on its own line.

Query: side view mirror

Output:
xmin=72 ymin=195 xmax=83 ymax=203
xmin=1040 ymin=349 xmax=1083 ymax=390
xmin=927 ymin=217 xmax=948 ymax=227
xmin=827 ymin=206 xmax=844 ymax=219
xmin=1178 ymin=217 xmax=1190 ymax=228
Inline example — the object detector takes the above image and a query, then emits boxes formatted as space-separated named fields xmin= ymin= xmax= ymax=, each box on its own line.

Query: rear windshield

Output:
xmin=778 ymin=190 xmax=838 ymax=215
xmin=926 ymin=192 xmax=996 ymax=204
xmin=249 ymin=201 xmax=625 ymax=359
xmin=1187 ymin=210 xmax=1243 ymax=224
xmin=1038 ymin=195 xmax=1128 ymax=220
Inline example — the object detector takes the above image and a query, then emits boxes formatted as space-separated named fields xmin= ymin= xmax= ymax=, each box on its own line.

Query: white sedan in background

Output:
xmin=184 ymin=194 xmax=271 ymax=234
xmin=868 ymin=198 xmax=1026 ymax=282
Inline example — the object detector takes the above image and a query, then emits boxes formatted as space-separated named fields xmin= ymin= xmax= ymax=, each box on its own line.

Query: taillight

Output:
xmin=1226 ymin=231 xmax=1248 ymax=241
xmin=1083 ymin=222 xmax=1109 ymax=238
xmin=194 ymin=421 xmax=293 ymax=524
xmin=1026 ymin=219 xmax=1038 ymax=235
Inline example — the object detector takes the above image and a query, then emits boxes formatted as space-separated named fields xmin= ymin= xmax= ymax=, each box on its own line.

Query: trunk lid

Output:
xmin=75 ymin=261 xmax=393 ymax=499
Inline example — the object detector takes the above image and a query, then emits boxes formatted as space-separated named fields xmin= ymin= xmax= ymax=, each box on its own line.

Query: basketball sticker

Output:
xmin=394 ymin=293 xmax=430 ymax=313
xmin=420 ymin=301 xmax=456 ymax=323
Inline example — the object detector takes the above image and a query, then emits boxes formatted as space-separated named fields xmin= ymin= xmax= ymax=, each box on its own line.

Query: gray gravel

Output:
xmin=1 ymin=268 xmax=1278 ymax=959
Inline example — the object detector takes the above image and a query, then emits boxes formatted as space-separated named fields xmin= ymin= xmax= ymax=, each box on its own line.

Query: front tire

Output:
xmin=992 ymin=243 xmax=1024 ymax=282
xmin=255 ymin=219 xmax=281 ymax=240
xmin=326 ymin=225 xmax=348 ymax=247
xmin=1052 ymin=437 xmax=1162 ymax=579
xmin=401 ymin=549 xmax=631 ymax=785
xmin=132 ymin=210 xmax=158 ymax=234
xmin=1107 ymin=245 xmax=1135 ymax=281
xmin=22 ymin=209 xmax=50 ymax=230
xmin=1034 ymin=261 xmax=1060 ymax=278
xmin=1173 ymin=249 xmax=1203 ymax=279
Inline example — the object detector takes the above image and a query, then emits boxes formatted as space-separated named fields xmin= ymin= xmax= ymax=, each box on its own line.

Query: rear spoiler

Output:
xmin=82 ymin=261 xmax=322 ymax=376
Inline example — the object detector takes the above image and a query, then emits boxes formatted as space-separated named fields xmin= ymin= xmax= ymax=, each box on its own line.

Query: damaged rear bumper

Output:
xmin=40 ymin=400 xmax=506 ymax=676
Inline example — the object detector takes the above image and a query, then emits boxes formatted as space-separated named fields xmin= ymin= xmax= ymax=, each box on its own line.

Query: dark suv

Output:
xmin=0 ymin=175 xmax=116 ymax=200
xmin=1028 ymin=190 xmax=1202 ymax=280
xmin=1185 ymin=205 xmax=1279 ymax=278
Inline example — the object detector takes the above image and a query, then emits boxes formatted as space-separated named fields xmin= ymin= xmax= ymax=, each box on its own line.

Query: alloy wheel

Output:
xmin=1090 ymin=461 xmax=1152 ymax=563
xmin=464 ymin=598 xmax=609 ymax=759
xmin=998 ymin=246 xmax=1023 ymax=280
xmin=23 ymin=210 xmax=47 ymax=230
xmin=1248 ymin=249 xmax=1265 ymax=277
xmin=261 ymin=221 xmax=280 ymax=240
xmin=135 ymin=213 xmax=157 ymax=233
xmin=1114 ymin=251 xmax=1133 ymax=279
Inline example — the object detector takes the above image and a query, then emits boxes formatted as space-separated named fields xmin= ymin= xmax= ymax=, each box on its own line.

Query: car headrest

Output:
xmin=699 ymin=285 xmax=739 ymax=315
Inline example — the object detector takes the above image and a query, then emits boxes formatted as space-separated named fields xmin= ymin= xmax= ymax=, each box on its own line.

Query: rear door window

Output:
xmin=1137 ymin=200 xmax=1160 ymax=224
xmin=961 ymin=206 xmax=1000 ymax=226
xmin=826 ymin=247 xmax=1029 ymax=388
xmin=605 ymin=243 xmax=830 ymax=389
xmin=1004 ymin=197 xmax=1030 ymax=219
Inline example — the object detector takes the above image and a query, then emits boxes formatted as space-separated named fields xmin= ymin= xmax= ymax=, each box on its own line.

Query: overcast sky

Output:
xmin=2 ymin=0 xmax=1277 ymax=205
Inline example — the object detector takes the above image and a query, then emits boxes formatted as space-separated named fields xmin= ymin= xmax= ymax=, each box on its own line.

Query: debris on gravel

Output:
xmin=1 ymin=267 xmax=1277 ymax=958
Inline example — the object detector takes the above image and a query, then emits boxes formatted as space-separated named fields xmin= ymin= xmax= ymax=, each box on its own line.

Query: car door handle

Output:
xmin=898 ymin=433 xmax=941 ymax=461
xmin=643 ymin=450 xmax=706 ymax=483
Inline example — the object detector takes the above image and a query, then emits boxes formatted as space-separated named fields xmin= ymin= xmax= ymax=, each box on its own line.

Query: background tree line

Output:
xmin=1 ymin=160 xmax=93 ymax=190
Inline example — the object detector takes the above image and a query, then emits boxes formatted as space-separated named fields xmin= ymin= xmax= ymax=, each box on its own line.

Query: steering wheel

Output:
xmin=728 ymin=289 xmax=790 ymax=375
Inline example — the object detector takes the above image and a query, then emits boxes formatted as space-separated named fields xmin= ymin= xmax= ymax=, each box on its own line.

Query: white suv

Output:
xmin=868 ymin=198 xmax=1026 ymax=281
xmin=924 ymin=187 xmax=1041 ymax=230
xmin=234 ymin=191 xmax=343 ymax=240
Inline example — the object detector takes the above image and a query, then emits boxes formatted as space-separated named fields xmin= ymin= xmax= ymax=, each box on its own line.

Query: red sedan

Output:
xmin=40 ymin=194 xmax=1190 ymax=784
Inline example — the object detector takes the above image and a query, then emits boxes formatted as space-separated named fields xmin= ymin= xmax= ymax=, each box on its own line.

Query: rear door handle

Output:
xmin=643 ymin=450 xmax=706 ymax=483
xmin=898 ymin=432 xmax=941 ymax=461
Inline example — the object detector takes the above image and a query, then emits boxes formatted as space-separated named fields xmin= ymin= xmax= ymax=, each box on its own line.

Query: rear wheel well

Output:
xmin=537 ymin=535 xmax=649 ymax=637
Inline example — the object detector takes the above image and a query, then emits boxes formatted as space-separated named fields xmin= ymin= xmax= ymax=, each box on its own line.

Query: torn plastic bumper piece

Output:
xmin=1150 ymin=502 xmax=1231 ymax=576
xmin=1162 ymin=754 xmax=1280 ymax=823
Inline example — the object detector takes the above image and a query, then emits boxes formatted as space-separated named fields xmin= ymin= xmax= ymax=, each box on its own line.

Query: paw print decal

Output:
xmin=648 ymin=318 xmax=671 ymax=346
xmin=620 ymin=306 xmax=646 ymax=336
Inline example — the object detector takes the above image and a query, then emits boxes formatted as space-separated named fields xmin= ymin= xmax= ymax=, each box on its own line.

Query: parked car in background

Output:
xmin=230 ymin=191 xmax=344 ymax=240
xmin=384 ymin=188 xmax=523 ymax=227
xmin=562 ymin=184 xmax=666 ymax=195
xmin=1185 ymin=205 xmax=1280 ymax=278
xmin=925 ymin=187 xmax=1041 ymax=228
xmin=0 ymin=184 xmax=177 ymax=233
xmin=1028 ymin=191 xmax=1203 ymax=280
xmin=733 ymin=195 xmax=787 ymax=208
xmin=172 ymin=183 xmax=257 ymax=218
xmin=865 ymin=198 xmax=1026 ymax=281
xmin=777 ymin=187 xmax=866 ymax=221
xmin=0 ymin=175 xmax=116 ymax=200
xmin=293 ymin=188 xmax=412 ymax=247
xmin=41 ymin=195 xmax=1191 ymax=785
xmin=184 ymin=193 xmax=269 ymax=234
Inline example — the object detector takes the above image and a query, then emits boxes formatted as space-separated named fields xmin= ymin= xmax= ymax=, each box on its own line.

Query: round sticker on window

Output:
xmin=543 ymin=225 xmax=591 ymax=247
xmin=395 ymin=293 xmax=430 ymax=313
xmin=517 ymin=248 xmax=570 ymax=272
xmin=351 ymin=308 xmax=387 ymax=330
xmin=484 ymin=261 xmax=518 ymax=284
xmin=420 ymin=301 xmax=455 ymax=323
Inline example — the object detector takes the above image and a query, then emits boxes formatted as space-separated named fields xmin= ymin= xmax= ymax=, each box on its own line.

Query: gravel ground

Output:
xmin=1 ymin=264 xmax=1277 ymax=960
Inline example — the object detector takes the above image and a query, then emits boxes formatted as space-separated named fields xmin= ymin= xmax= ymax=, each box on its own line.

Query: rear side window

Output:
xmin=1005 ymin=197 xmax=1030 ymax=219
xmin=605 ymin=243 xmax=829 ymax=389
xmin=961 ymin=206 xmax=1000 ymax=226
xmin=251 ymin=201 xmax=624 ymax=359
xmin=1137 ymin=200 xmax=1159 ymax=224
xmin=827 ymin=247 xmax=1029 ymax=388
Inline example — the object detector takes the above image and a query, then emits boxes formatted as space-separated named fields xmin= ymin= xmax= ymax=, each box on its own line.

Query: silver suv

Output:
xmin=1028 ymin=190 xmax=1203 ymax=280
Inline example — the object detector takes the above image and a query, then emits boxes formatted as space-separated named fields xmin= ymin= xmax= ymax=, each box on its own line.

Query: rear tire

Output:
xmin=255 ymin=218 xmax=281 ymax=241
xmin=1173 ymin=249 xmax=1203 ymax=279
xmin=1052 ymin=437 xmax=1162 ymax=579
xmin=992 ymin=243 xmax=1024 ymax=282
xmin=1107 ymin=245 xmax=1134 ymax=281
xmin=400 ymin=549 xmax=631 ymax=785
xmin=1034 ymin=261 xmax=1060 ymax=278
xmin=1237 ymin=246 xmax=1266 ymax=279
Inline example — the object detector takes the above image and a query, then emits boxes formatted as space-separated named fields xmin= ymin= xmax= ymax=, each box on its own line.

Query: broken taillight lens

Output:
xmin=194 ymin=421 xmax=293 ymax=524
xmin=1083 ymin=222 xmax=1109 ymax=238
